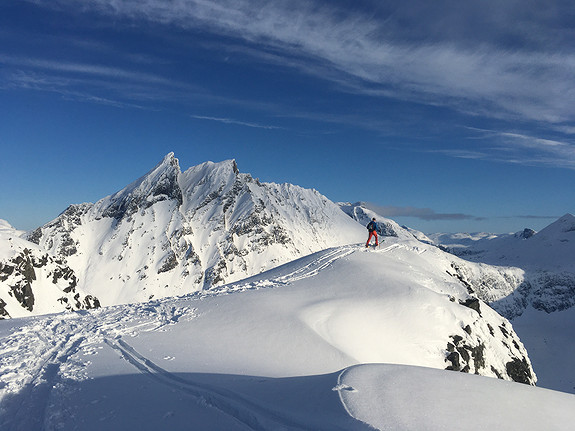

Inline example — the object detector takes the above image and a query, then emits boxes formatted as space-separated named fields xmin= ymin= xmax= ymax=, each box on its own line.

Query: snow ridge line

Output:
xmin=376 ymin=243 xmax=402 ymax=253
xmin=334 ymin=366 xmax=365 ymax=428
xmin=104 ymin=337 xmax=313 ymax=431
xmin=273 ymin=245 xmax=357 ymax=284
xmin=167 ymin=245 xmax=357 ymax=302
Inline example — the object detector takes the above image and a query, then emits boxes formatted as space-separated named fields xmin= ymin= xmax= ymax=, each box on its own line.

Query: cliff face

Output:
xmin=0 ymin=221 xmax=99 ymax=318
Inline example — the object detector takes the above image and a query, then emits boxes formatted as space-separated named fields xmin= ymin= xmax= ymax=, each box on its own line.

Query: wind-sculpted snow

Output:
xmin=0 ymin=241 xmax=546 ymax=430
xmin=26 ymin=153 xmax=365 ymax=306
xmin=338 ymin=364 xmax=575 ymax=431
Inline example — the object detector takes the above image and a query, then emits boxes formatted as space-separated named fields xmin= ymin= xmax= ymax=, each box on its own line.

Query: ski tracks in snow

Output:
xmin=0 ymin=244 xmax=367 ymax=430
xmin=0 ymin=302 xmax=196 ymax=430
xmin=204 ymin=245 xmax=358 ymax=296
xmin=0 ymin=315 xmax=97 ymax=430
xmin=103 ymin=337 xmax=325 ymax=431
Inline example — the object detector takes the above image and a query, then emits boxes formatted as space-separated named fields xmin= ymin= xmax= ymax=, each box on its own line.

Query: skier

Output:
xmin=366 ymin=217 xmax=378 ymax=248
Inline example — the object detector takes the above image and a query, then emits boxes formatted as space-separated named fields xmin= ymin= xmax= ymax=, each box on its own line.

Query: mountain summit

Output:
xmin=27 ymin=153 xmax=365 ymax=306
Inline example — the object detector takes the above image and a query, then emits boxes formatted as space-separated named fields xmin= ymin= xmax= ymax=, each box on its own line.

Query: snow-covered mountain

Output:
xmin=25 ymin=153 xmax=365 ymax=307
xmin=429 ymin=214 xmax=575 ymax=319
xmin=0 ymin=220 xmax=99 ymax=318
xmin=0 ymin=241 xmax=555 ymax=430
xmin=427 ymin=215 xmax=575 ymax=394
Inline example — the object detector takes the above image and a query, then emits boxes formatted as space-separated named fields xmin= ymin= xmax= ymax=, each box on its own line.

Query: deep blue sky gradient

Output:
xmin=1 ymin=0 xmax=574 ymax=233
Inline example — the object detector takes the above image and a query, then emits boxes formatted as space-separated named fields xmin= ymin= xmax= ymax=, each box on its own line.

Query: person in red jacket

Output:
xmin=366 ymin=218 xmax=378 ymax=247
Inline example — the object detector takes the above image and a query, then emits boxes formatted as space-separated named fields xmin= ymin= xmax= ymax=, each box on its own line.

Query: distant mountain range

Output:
xmin=429 ymin=214 xmax=575 ymax=318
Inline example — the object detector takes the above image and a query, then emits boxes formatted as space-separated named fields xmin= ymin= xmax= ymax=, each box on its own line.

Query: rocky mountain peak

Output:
xmin=24 ymin=154 xmax=365 ymax=306
xmin=98 ymin=153 xmax=183 ymax=220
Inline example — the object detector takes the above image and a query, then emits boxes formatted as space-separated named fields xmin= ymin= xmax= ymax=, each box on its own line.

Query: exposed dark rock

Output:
xmin=446 ymin=336 xmax=491 ymax=377
xmin=446 ymin=351 xmax=461 ymax=371
xmin=27 ymin=227 xmax=43 ymax=245
xmin=471 ymin=343 xmax=486 ymax=371
xmin=530 ymin=273 xmax=575 ymax=313
xmin=487 ymin=323 xmax=495 ymax=336
xmin=516 ymin=228 xmax=536 ymax=239
xmin=460 ymin=298 xmax=481 ymax=316
xmin=506 ymin=357 xmax=534 ymax=385
xmin=448 ymin=263 xmax=475 ymax=294
xmin=0 ymin=298 xmax=10 ymax=319
xmin=158 ymin=251 xmax=179 ymax=274
xmin=1 ymin=247 xmax=99 ymax=315
xmin=451 ymin=335 xmax=463 ymax=345
xmin=83 ymin=295 xmax=101 ymax=309
xmin=0 ymin=263 xmax=15 ymax=281
xmin=456 ymin=346 xmax=470 ymax=363
xmin=376 ymin=221 xmax=399 ymax=237
xmin=11 ymin=281 xmax=35 ymax=311
xmin=491 ymin=366 xmax=503 ymax=379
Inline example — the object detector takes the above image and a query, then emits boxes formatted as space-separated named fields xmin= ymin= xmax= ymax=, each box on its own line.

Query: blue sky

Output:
xmin=1 ymin=0 xmax=574 ymax=233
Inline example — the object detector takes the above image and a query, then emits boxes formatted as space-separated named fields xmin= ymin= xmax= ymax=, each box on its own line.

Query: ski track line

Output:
xmin=274 ymin=246 xmax=356 ymax=284
xmin=105 ymin=337 xmax=349 ymax=431
xmin=178 ymin=245 xmax=357 ymax=301
xmin=377 ymin=243 xmax=402 ymax=253
xmin=0 ymin=316 xmax=97 ymax=431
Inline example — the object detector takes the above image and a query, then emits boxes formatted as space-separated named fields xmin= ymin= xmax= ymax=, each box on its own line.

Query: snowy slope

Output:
xmin=0 ymin=239 xmax=552 ymax=430
xmin=26 ymin=153 xmax=365 ymax=306
xmin=430 ymin=214 xmax=575 ymax=273
xmin=419 ymin=215 xmax=575 ymax=318
xmin=0 ymin=220 xmax=99 ymax=318
xmin=430 ymin=214 xmax=575 ymax=395
xmin=340 ymin=364 xmax=575 ymax=431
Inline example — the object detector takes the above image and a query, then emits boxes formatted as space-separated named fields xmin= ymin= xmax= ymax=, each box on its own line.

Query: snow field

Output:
xmin=1 ymin=237 xmax=573 ymax=429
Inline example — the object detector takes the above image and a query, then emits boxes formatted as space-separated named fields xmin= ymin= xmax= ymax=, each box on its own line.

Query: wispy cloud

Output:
xmin=362 ymin=202 xmax=485 ymax=222
xmin=0 ymin=54 xmax=191 ymax=88
xmin=456 ymin=127 xmax=575 ymax=169
xmin=190 ymin=115 xmax=281 ymax=130
xmin=30 ymin=0 xmax=575 ymax=126
xmin=512 ymin=215 xmax=560 ymax=220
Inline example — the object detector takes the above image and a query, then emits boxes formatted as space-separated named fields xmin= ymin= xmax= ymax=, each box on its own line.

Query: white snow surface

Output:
xmin=429 ymin=214 xmax=575 ymax=273
xmin=1 ymin=239 xmax=568 ymax=430
xmin=339 ymin=364 xmax=575 ymax=431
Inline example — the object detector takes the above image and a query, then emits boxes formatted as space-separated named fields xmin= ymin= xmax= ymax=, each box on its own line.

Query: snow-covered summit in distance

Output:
xmin=429 ymin=214 xmax=575 ymax=316
xmin=430 ymin=213 xmax=575 ymax=272
xmin=24 ymin=153 xmax=365 ymax=308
